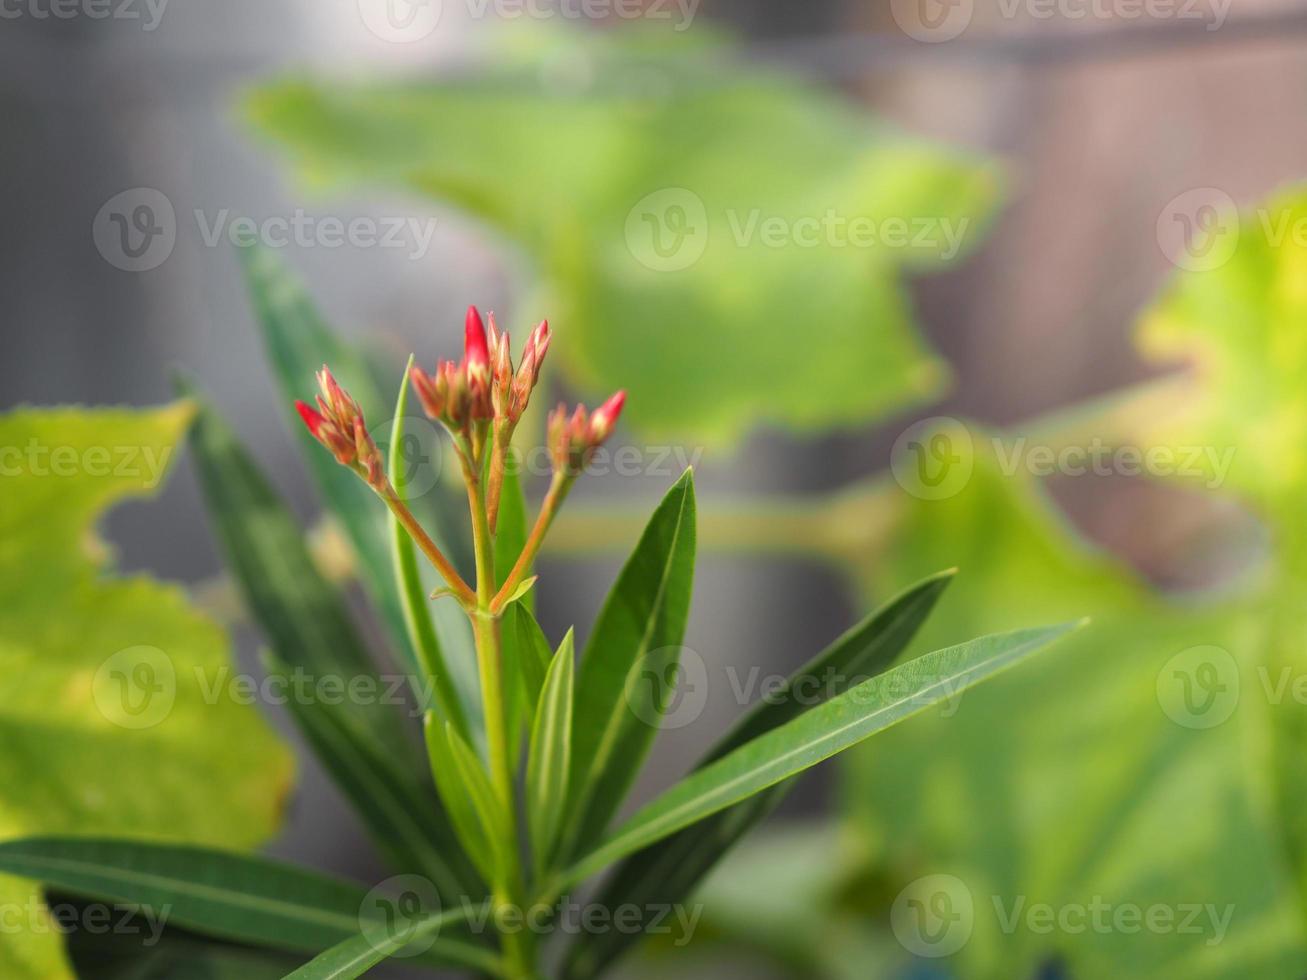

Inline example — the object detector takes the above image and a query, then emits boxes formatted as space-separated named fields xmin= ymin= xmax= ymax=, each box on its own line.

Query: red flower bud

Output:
xmin=464 ymin=305 xmax=490 ymax=374
xmin=547 ymin=391 xmax=628 ymax=476
xmin=589 ymin=390 xmax=626 ymax=442
xmin=296 ymin=400 xmax=325 ymax=438
xmin=296 ymin=365 xmax=382 ymax=477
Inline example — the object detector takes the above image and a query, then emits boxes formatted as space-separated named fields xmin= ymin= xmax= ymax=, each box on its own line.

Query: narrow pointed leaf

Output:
xmin=269 ymin=655 xmax=477 ymax=902
xmin=283 ymin=908 xmax=476 ymax=980
xmin=424 ymin=715 xmax=497 ymax=886
xmin=493 ymin=464 xmax=530 ymax=596
xmin=502 ymin=602 xmax=552 ymax=761
xmin=445 ymin=724 xmax=515 ymax=885
xmin=564 ymin=622 xmax=1079 ymax=885
xmin=0 ymin=838 xmax=490 ymax=972
xmin=390 ymin=362 xmax=471 ymax=738
xmin=182 ymin=380 xmax=410 ymax=760
xmin=239 ymin=243 xmax=419 ymax=668
xmin=563 ymin=470 xmax=697 ymax=856
xmin=527 ymin=630 xmax=576 ymax=879
xmin=183 ymin=389 xmax=479 ymax=900
xmin=564 ymin=569 xmax=955 ymax=979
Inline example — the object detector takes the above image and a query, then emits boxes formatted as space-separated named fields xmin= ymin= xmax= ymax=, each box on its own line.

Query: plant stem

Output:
xmin=486 ymin=421 xmax=513 ymax=533
xmin=463 ymin=456 xmax=535 ymax=979
xmin=378 ymin=484 xmax=477 ymax=607
xmin=491 ymin=471 xmax=574 ymax=612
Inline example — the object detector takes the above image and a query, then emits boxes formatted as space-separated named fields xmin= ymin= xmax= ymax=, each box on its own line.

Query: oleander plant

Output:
xmin=0 ymin=301 xmax=1073 ymax=979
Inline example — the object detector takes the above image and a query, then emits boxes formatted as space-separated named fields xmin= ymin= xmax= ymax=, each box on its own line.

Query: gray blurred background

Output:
xmin=4 ymin=0 xmax=1307 ymax=965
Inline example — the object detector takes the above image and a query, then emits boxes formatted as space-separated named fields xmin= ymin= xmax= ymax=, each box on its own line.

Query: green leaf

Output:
xmin=0 ymin=838 xmax=491 ymax=973
xmin=563 ymin=570 xmax=954 ymax=979
xmin=389 ymin=361 xmax=471 ymax=739
xmin=66 ymin=924 xmax=303 ymax=980
xmin=423 ymin=716 xmax=498 ymax=886
xmin=562 ymin=470 xmax=696 ymax=856
xmin=445 ymin=724 xmax=514 ymax=885
xmin=564 ymin=622 xmax=1076 ymax=886
xmin=848 ymin=443 xmax=1306 ymax=978
xmin=494 ymin=464 xmax=530 ymax=596
xmin=267 ymin=654 xmax=477 ymax=903
xmin=283 ymin=907 xmax=474 ymax=980
xmin=502 ymin=601 xmax=552 ymax=764
xmin=527 ymin=630 xmax=576 ymax=879
xmin=0 ymin=404 xmax=292 ymax=978
xmin=244 ymin=26 xmax=1001 ymax=444
xmin=239 ymin=244 xmax=416 ymax=667
xmin=182 ymin=389 xmax=479 ymax=901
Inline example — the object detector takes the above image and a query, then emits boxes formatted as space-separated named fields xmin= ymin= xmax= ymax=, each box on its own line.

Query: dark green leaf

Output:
xmin=283 ymin=908 xmax=476 ymax=980
xmin=527 ymin=630 xmax=575 ymax=880
xmin=563 ymin=623 xmax=1078 ymax=885
xmin=502 ymin=602 xmax=552 ymax=765
xmin=182 ymin=388 xmax=479 ymax=900
xmin=563 ymin=569 xmax=954 ymax=978
xmin=0 ymin=838 xmax=488 ymax=972
xmin=269 ymin=654 xmax=479 ymax=903
xmin=562 ymin=470 xmax=696 ymax=858
xmin=238 ymin=243 xmax=418 ymax=668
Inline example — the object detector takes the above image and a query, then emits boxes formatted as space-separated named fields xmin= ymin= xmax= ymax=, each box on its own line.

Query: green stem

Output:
xmin=491 ymin=471 xmax=574 ymax=613
xmin=378 ymin=484 xmax=477 ymax=607
xmin=463 ymin=457 xmax=535 ymax=978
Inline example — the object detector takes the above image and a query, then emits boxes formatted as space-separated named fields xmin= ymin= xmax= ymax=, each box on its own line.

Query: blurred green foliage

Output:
xmin=244 ymin=22 xmax=1307 ymax=978
xmin=245 ymin=25 xmax=1000 ymax=443
xmin=0 ymin=404 xmax=292 ymax=977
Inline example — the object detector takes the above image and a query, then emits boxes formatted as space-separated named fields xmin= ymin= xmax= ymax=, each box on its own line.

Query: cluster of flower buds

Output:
xmin=296 ymin=367 xmax=386 ymax=490
xmin=548 ymin=390 xmax=627 ymax=476
xmin=411 ymin=306 xmax=552 ymax=446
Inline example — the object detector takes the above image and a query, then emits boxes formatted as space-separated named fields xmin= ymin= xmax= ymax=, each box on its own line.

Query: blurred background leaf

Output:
xmin=0 ymin=404 xmax=293 ymax=977
xmin=245 ymin=25 xmax=1001 ymax=443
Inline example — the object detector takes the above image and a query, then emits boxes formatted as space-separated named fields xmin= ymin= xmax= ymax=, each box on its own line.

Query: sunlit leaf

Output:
xmin=0 ymin=404 xmax=292 ymax=977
